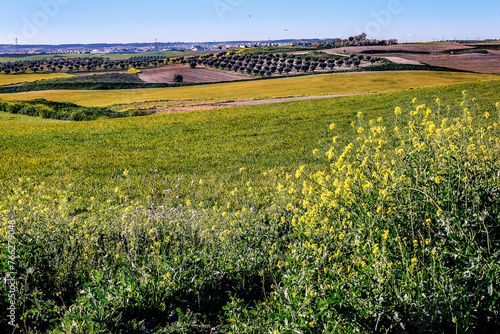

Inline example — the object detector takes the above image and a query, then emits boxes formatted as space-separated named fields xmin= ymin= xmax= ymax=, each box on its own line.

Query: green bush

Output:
xmin=0 ymin=99 xmax=126 ymax=121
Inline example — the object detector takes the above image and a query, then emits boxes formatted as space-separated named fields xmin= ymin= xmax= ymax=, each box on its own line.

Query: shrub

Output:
xmin=0 ymin=99 xmax=121 ymax=121
xmin=37 ymin=104 xmax=56 ymax=119
xmin=128 ymin=68 xmax=141 ymax=74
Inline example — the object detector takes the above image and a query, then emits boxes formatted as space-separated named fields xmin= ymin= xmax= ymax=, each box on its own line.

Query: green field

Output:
xmin=1 ymin=71 xmax=498 ymax=107
xmin=0 ymin=50 xmax=193 ymax=63
xmin=0 ymin=76 xmax=499 ymax=333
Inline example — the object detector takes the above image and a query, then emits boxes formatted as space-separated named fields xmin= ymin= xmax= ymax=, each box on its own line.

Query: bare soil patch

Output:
xmin=382 ymin=57 xmax=423 ymax=65
xmin=138 ymin=65 xmax=249 ymax=84
xmin=401 ymin=53 xmax=500 ymax=74
xmin=327 ymin=43 xmax=474 ymax=55
xmin=325 ymin=43 xmax=500 ymax=74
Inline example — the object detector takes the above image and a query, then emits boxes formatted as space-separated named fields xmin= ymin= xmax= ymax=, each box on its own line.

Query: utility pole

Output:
xmin=15 ymin=37 xmax=18 ymax=52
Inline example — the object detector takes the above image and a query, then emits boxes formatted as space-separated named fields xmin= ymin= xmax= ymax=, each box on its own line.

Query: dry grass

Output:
xmin=0 ymin=73 xmax=74 ymax=86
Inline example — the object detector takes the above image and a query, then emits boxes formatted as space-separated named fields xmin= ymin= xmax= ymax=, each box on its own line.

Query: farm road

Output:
xmin=153 ymin=93 xmax=371 ymax=114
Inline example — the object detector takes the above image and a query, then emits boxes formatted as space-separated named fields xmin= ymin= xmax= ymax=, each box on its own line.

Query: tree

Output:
xmin=173 ymin=74 xmax=183 ymax=83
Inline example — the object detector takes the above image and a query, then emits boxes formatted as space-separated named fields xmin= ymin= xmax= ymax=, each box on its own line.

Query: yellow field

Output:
xmin=0 ymin=73 xmax=74 ymax=86
xmin=0 ymin=71 xmax=498 ymax=107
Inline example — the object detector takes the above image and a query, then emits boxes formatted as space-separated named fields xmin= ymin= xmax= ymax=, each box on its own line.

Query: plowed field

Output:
xmin=138 ymin=65 xmax=249 ymax=83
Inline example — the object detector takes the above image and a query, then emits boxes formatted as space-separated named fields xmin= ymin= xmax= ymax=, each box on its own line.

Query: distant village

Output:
xmin=0 ymin=35 xmax=398 ymax=56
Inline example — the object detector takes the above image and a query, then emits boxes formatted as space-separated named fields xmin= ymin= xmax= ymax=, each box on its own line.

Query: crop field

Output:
xmin=334 ymin=42 xmax=500 ymax=74
xmin=332 ymin=42 xmax=475 ymax=54
xmin=0 ymin=75 xmax=500 ymax=333
xmin=0 ymin=51 xmax=191 ymax=63
xmin=401 ymin=52 xmax=500 ymax=74
xmin=0 ymin=71 xmax=498 ymax=107
xmin=138 ymin=65 xmax=249 ymax=84
xmin=0 ymin=73 xmax=74 ymax=86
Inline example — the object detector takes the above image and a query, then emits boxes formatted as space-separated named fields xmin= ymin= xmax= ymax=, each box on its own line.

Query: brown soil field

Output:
xmin=400 ymin=52 xmax=500 ymax=74
xmin=327 ymin=43 xmax=474 ymax=54
xmin=325 ymin=43 xmax=500 ymax=74
xmin=138 ymin=65 xmax=250 ymax=83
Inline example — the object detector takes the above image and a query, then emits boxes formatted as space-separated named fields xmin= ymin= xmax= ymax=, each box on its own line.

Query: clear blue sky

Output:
xmin=0 ymin=0 xmax=498 ymax=45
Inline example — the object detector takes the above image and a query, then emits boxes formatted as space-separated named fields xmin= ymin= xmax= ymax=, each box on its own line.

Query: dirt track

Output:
xmin=151 ymin=93 xmax=371 ymax=114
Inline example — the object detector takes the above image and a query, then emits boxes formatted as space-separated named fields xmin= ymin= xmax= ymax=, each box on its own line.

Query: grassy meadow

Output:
xmin=0 ymin=71 xmax=498 ymax=107
xmin=0 ymin=77 xmax=499 ymax=333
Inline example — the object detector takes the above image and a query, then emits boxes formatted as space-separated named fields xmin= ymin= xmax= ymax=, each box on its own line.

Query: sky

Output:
xmin=0 ymin=0 xmax=499 ymax=45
